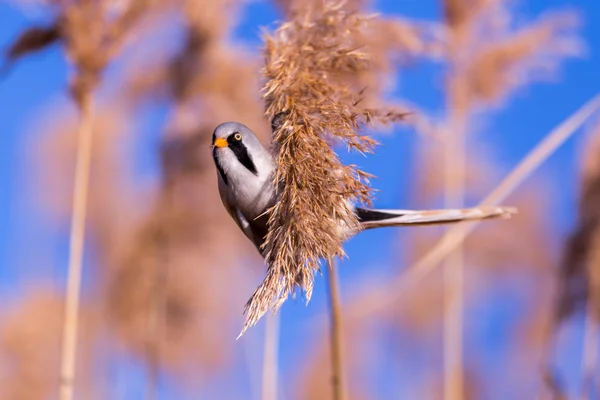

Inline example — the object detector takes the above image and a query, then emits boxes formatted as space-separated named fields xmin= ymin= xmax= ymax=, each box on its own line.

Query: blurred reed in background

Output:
xmin=0 ymin=0 xmax=598 ymax=399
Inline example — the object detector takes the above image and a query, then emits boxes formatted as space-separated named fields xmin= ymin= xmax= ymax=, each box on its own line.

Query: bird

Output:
xmin=211 ymin=121 xmax=516 ymax=257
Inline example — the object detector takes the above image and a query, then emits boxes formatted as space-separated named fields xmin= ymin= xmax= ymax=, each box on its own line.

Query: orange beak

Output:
xmin=214 ymin=137 xmax=228 ymax=148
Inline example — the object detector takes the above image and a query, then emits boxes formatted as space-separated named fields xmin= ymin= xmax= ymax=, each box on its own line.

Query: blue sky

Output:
xmin=1 ymin=0 xmax=599 ymax=398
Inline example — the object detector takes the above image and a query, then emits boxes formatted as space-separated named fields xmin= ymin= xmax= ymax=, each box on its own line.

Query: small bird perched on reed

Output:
xmin=211 ymin=121 xmax=517 ymax=256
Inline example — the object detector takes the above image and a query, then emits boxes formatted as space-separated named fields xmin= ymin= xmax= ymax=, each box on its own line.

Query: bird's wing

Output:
xmin=218 ymin=175 xmax=269 ymax=254
xmin=355 ymin=206 xmax=517 ymax=230
xmin=218 ymin=175 xmax=253 ymax=237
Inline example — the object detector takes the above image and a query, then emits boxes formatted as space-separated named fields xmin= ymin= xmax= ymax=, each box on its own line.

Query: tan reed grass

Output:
xmin=241 ymin=0 xmax=405 ymax=335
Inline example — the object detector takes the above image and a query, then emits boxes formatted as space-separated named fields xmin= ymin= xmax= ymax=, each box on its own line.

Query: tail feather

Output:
xmin=356 ymin=206 xmax=517 ymax=230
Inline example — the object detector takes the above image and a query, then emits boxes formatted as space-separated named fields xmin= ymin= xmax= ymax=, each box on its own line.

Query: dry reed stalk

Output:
xmin=293 ymin=315 xmax=371 ymax=400
xmin=59 ymin=90 xmax=95 ymax=400
xmin=439 ymin=4 xmax=581 ymax=397
xmin=23 ymin=106 xmax=145 ymax=399
xmin=579 ymin=303 xmax=599 ymax=400
xmin=442 ymin=22 xmax=469 ymax=400
xmin=145 ymin=207 xmax=170 ymax=400
xmin=56 ymin=5 xmax=150 ymax=399
xmin=579 ymin=239 xmax=600 ymax=399
xmin=262 ymin=313 xmax=280 ymax=400
xmin=443 ymin=255 xmax=465 ymax=400
xmin=542 ymin=122 xmax=600 ymax=398
xmin=261 ymin=110 xmax=285 ymax=400
xmin=327 ymin=258 xmax=346 ymax=400
xmin=242 ymin=0 xmax=405 ymax=335
xmin=441 ymin=1 xmax=474 ymax=394
xmin=50 ymin=4 xmax=151 ymax=398
xmin=537 ymin=332 xmax=562 ymax=400
xmin=106 ymin=0 xmax=265 ymax=376
xmin=72 ymin=0 xmax=256 ymax=380
xmin=554 ymin=121 xmax=600 ymax=399
xmin=349 ymin=93 xmax=600 ymax=319
xmin=443 ymin=224 xmax=465 ymax=399
xmin=443 ymin=112 xmax=466 ymax=400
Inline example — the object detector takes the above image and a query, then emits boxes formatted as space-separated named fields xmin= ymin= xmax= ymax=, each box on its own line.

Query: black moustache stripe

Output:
xmin=229 ymin=141 xmax=258 ymax=176
xmin=213 ymin=148 xmax=229 ymax=185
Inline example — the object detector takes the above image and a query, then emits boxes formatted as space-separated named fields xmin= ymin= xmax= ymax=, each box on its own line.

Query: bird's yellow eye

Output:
xmin=233 ymin=133 xmax=242 ymax=141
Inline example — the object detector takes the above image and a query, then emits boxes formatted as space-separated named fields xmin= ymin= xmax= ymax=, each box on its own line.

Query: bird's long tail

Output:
xmin=355 ymin=205 xmax=517 ymax=230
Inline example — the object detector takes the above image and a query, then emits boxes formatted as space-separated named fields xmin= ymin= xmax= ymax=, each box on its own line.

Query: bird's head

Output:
xmin=211 ymin=122 xmax=271 ymax=185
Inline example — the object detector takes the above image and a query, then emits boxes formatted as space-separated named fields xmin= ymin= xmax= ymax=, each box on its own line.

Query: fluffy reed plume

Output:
xmin=242 ymin=0 xmax=406 ymax=333
xmin=580 ymin=126 xmax=600 ymax=325
xmin=434 ymin=0 xmax=583 ymax=114
xmin=414 ymin=372 xmax=482 ymax=400
xmin=433 ymin=2 xmax=578 ymax=396
xmin=275 ymin=0 xmax=442 ymax=95
xmin=464 ymin=11 xmax=582 ymax=106
xmin=106 ymin=199 xmax=243 ymax=370
xmin=6 ymin=0 xmax=155 ymax=101
xmin=314 ymin=2 xmax=583 ymax=396
xmin=34 ymin=92 xmax=251 ymax=390
xmin=542 ymin=122 xmax=600 ymax=397
xmin=36 ymin=102 xmax=246 ymax=374
xmin=97 ymin=0 xmax=268 ymax=378
xmin=6 ymin=3 xmax=156 ymax=399
xmin=0 ymin=290 xmax=63 ymax=400
xmin=27 ymin=0 xmax=262 ymax=382
xmin=0 ymin=288 xmax=99 ymax=400
xmin=556 ymin=123 xmax=600 ymax=323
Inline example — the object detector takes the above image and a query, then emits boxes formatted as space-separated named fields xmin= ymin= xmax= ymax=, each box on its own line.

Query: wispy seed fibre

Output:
xmin=240 ymin=0 xmax=405 ymax=334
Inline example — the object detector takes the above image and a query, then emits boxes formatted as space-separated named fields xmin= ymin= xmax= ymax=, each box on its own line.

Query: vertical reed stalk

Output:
xmin=327 ymin=258 xmax=346 ymax=400
xmin=350 ymin=94 xmax=600 ymax=321
xmin=443 ymin=65 xmax=467 ymax=400
xmin=443 ymin=152 xmax=465 ymax=400
xmin=262 ymin=312 xmax=280 ymax=400
xmin=146 ymin=225 xmax=169 ymax=400
xmin=579 ymin=304 xmax=598 ymax=399
xmin=59 ymin=91 xmax=95 ymax=400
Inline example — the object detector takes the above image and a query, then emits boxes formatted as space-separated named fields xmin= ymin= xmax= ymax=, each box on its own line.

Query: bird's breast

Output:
xmin=228 ymin=173 xmax=276 ymax=220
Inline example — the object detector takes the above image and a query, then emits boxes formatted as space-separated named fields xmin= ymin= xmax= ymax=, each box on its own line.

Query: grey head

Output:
xmin=211 ymin=122 xmax=276 ymax=242
xmin=211 ymin=122 xmax=274 ymax=185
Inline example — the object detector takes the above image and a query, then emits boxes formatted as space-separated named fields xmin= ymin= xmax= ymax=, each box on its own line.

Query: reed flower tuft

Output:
xmin=241 ymin=0 xmax=405 ymax=334
xmin=557 ymin=123 xmax=600 ymax=321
